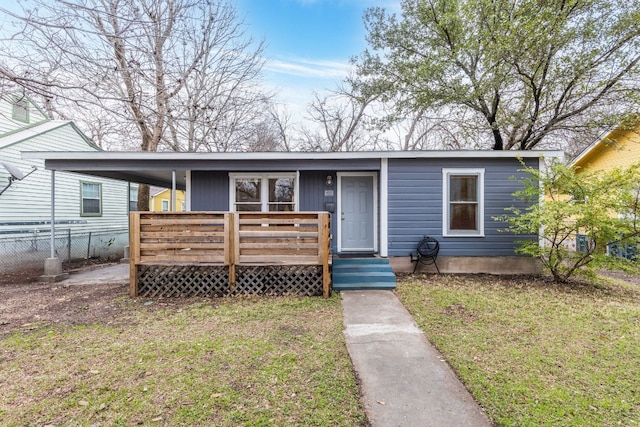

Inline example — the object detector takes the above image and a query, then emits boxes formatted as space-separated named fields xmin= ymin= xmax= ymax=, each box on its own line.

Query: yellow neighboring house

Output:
xmin=570 ymin=117 xmax=640 ymax=257
xmin=571 ymin=116 xmax=640 ymax=173
xmin=150 ymin=186 xmax=186 ymax=212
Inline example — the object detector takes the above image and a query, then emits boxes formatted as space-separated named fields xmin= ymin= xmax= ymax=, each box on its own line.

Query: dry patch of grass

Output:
xmin=397 ymin=274 xmax=640 ymax=427
xmin=0 ymin=296 xmax=366 ymax=426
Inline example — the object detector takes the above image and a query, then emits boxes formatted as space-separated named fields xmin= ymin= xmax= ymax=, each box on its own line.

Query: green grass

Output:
xmin=396 ymin=274 xmax=640 ymax=427
xmin=0 ymin=296 xmax=366 ymax=426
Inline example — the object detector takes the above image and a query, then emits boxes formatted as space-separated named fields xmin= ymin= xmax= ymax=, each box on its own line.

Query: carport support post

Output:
xmin=171 ymin=170 xmax=176 ymax=211
xmin=41 ymin=170 xmax=68 ymax=282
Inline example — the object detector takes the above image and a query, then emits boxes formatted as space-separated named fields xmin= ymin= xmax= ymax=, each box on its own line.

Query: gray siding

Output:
xmin=299 ymin=171 xmax=338 ymax=249
xmin=387 ymin=158 xmax=536 ymax=257
xmin=190 ymin=171 xmax=229 ymax=210
xmin=299 ymin=170 xmax=335 ymax=211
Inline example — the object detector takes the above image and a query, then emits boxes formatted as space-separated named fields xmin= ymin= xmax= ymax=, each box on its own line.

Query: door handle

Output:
xmin=341 ymin=212 xmax=345 ymax=220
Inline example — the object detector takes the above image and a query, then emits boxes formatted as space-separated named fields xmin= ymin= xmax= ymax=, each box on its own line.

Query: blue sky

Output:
xmin=235 ymin=0 xmax=399 ymax=118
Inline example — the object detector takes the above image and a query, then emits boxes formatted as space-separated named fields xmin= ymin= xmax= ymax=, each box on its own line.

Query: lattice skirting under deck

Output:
xmin=135 ymin=264 xmax=324 ymax=297
xmin=233 ymin=265 xmax=323 ymax=297
xmin=137 ymin=265 xmax=230 ymax=297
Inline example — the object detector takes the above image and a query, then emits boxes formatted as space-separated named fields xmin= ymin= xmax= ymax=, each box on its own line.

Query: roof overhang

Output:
xmin=22 ymin=150 xmax=564 ymax=189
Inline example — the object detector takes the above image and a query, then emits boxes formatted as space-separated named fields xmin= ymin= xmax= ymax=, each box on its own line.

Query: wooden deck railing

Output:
xmin=129 ymin=211 xmax=331 ymax=297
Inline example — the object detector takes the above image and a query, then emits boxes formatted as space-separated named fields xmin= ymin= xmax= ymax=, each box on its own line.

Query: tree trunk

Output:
xmin=137 ymin=184 xmax=150 ymax=211
xmin=491 ymin=127 xmax=504 ymax=150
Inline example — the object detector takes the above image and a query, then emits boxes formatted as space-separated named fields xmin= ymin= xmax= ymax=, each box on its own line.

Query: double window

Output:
xmin=442 ymin=169 xmax=484 ymax=237
xmin=81 ymin=182 xmax=102 ymax=216
xmin=230 ymin=173 xmax=297 ymax=212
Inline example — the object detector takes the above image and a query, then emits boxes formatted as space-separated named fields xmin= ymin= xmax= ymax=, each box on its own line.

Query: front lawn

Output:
xmin=397 ymin=274 xmax=640 ymax=427
xmin=0 ymin=295 xmax=366 ymax=426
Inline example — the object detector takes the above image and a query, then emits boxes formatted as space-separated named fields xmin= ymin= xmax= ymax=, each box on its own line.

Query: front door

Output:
xmin=339 ymin=174 xmax=376 ymax=252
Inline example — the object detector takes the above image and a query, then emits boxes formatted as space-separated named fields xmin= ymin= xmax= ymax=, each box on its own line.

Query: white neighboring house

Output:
xmin=0 ymin=93 xmax=130 ymax=270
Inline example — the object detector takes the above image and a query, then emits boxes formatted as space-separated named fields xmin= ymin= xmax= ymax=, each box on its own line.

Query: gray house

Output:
xmin=23 ymin=150 xmax=561 ymax=277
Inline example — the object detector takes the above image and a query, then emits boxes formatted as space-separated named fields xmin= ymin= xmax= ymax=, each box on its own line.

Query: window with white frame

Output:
xmin=442 ymin=168 xmax=484 ymax=236
xmin=230 ymin=173 xmax=297 ymax=212
xmin=161 ymin=199 xmax=169 ymax=211
xmin=81 ymin=182 xmax=102 ymax=216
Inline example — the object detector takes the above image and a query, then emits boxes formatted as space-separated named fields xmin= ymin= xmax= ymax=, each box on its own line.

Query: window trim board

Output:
xmin=80 ymin=181 xmax=103 ymax=217
xmin=442 ymin=168 xmax=485 ymax=237
xmin=229 ymin=172 xmax=298 ymax=212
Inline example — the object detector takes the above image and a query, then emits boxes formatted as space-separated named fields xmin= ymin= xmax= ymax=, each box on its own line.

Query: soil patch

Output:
xmin=0 ymin=260 xmax=130 ymax=337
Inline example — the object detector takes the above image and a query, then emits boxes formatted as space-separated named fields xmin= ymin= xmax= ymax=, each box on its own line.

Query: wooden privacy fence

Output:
xmin=129 ymin=211 xmax=331 ymax=298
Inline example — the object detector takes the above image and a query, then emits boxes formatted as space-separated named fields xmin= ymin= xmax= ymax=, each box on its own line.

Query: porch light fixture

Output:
xmin=325 ymin=174 xmax=333 ymax=186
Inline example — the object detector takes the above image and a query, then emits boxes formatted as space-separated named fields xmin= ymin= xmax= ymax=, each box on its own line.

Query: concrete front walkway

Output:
xmin=341 ymin=290 xmax=492 ymax=427
xmin=60 ymin=266 xmax=492 ymax=425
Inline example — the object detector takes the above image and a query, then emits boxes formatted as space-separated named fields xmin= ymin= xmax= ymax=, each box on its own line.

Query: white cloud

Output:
xmin=265 ymin=56 xmax=352 ymax=79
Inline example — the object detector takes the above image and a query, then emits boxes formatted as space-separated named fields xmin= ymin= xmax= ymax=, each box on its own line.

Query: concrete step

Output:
xmin=332 ymin=264 xmax=393 ymax=273
xmin=333 ymin=257 xmax=390 ymax=265
xmin=333 ymin=271 xmax=396 ymax=283
xmin=332 ymin=281 xmax=397 ymax=291
xmin=332 ymin=257 xmax=396 ymax=290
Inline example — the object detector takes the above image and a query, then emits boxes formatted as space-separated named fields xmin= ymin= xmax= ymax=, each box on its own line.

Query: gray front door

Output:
xmin=340 ymin=175 xmax=375 ymax=251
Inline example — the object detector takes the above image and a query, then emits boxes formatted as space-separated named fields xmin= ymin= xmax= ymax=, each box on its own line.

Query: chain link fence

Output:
xmin=0 ymin=227 xmax=128 ymax=273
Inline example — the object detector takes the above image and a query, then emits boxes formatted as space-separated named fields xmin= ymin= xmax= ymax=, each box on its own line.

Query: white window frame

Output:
xmin=161 ymin=199 xmax=169 ymax=211
xmin=80 ymin=181 xmax=102 ymax=217
xmin=442 ymin=168 xmax=485 ymax=237
xmin=229 ymin=172 xmax=299 ymax=212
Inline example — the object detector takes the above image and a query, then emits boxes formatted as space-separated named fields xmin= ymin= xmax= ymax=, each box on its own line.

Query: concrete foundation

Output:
xmin=121 ymin=245 xmax=130 ymax=264
xmin=40 ymin=257 xmax=69 ymax=283
xmin=390 ymin=255 xmax=542 ymax=275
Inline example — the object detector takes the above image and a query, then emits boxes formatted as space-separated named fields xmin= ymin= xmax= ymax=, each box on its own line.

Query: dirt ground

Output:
xmin=2 ymin=260 xmax=639 ymax=339
xmin=0 ymin=260 xmax=130 ymax=338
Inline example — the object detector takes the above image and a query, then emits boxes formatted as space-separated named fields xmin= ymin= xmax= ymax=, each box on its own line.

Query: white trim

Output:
xmin=337 ymin=172 xmax=378 ymax=252
xmin=23 ymin=149 xmax=564 ymax=162
xmin=185 ymin=170 xmax=191 ymax=211
xmin=538 ymin=160 xmax=547 ymax=249
xmin=569 ymin=126 xmax=616 ymax=167
xmin=171 ymin=170 xmax=176 ymax=211
xmin=380 ymin=158 xmax=388 ymax=257
xmin=442 ymin=168 xmax=485 ymax=237
xmin=228 ymin=172 xmax=298 ymax=212
xmin=295 ymin=170 xmax=300 ymax=212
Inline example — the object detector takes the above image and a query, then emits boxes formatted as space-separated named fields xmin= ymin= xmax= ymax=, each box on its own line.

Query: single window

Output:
xmin=81 ymin=182 xmax=102 ymax=216
xmin=12 ymin=96 xmax=29 ymax=123
xmin=230 ymin=173 xmax=297 ymax=212
xmin=442 ymin=169 xmax=484 ymax=236
xmin=181 ymin=201 xmax=186 ymax=211
xmin=161 ymin=199 xmax=169 ymax=211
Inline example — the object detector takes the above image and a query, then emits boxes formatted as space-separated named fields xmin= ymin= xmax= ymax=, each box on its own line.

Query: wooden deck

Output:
xmin=129 ymin=211 xmax=331 ymax=297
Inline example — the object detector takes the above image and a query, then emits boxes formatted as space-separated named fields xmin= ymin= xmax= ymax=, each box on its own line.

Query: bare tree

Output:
xmin=0 ymin=0 xmax=271 ymax=207
xmin=301 ymin=76 xmax=383 ymax=152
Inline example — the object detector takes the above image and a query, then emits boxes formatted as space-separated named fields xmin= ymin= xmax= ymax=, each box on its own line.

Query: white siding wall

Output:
xmin=0 ymin=123 xmax=129 ymax=235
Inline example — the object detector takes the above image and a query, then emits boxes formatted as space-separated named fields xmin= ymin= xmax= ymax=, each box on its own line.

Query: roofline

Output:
xmin=1 ymin=120 xmax=98 ymax=151
xmin=570 ymin=116 xmax=640 ymax=167
xmin=569 ymin=126 xmax=616 ymax=167
xmin=1 ymin=92 xmax=49 ymax=119
xmin=23 ymin=149 xmax=564 ymax=162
